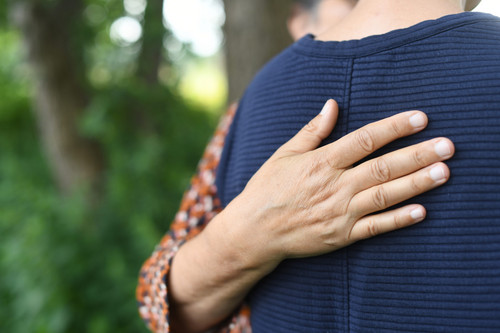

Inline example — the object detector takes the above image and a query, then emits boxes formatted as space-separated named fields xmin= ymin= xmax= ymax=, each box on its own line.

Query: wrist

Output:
xmin=204 ymin=197 xmax=282 ymax=278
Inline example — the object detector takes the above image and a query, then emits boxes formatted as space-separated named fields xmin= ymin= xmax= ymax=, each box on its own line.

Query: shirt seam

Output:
xmin=343 ymin=58 xmax=354 ymax=333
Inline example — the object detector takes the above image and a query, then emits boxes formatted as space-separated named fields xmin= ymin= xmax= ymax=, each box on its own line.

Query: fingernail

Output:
xmin=410 ymin=208 xmax=424 ymax=221
xmin=434 ymin=140 xmax=452 ymax=158
xmin=409 ymin=113 xmax=426 ymax=128
xmin=430 ymin=165 xmax=446 ymax=182
xmin=320 ymin=100 xmax=332 ymax=115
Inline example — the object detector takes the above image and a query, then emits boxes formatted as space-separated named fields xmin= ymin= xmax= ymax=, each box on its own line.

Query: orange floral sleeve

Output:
xmin=136 ymin=103 xmax=252 ymax=333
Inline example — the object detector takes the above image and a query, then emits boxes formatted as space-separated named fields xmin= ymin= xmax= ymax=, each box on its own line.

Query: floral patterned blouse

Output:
xmin=136 ymin=103 xmax=252 ymax=333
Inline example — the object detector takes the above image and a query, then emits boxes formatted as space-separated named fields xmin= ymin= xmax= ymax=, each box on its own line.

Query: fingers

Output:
xmin=346 ymin=138 xmax=455 ymax=193
xmin=348 ymin=205 xmax=426 ymax=242
xmin=348 ymin=162 xmax=450 ymax=217
xmin=322 ymin=111 xmax=428 ymax=168
xmin=277 ymin=99 xmax=339 ymax=156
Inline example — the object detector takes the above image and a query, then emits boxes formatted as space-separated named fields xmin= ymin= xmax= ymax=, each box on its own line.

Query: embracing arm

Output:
xmin=167 ymin=100 xmax=455 ymax=332
xmin=136 ymin=103 xmax=248 ymax=333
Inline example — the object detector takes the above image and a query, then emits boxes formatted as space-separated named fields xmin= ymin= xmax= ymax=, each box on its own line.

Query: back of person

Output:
xmin=216 ymin=10 xmax=500 ymax=332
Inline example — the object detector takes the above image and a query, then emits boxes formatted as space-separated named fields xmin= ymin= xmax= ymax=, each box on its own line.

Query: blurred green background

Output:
xmin=0 ymin=0 xmax=296 ymax=329
xmin=0 ymin=0 xmax=225 ymax=332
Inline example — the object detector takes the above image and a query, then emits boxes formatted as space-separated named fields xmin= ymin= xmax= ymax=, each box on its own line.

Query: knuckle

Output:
xmin=324 ymin=153 xmax=341 ymax=171
xmin=366 ymin=218 xmax=379 ymax=237
xmin=304 ymin=119 xmax=320 ymax=135
xmin=392 ymin=214 xmax=404 ymax=229
xmin=355 ymin=129 xmax=376 ymax=153
xmin=409 ymin=176 xmax=424 ymax=193
xmin=370 ymin=158 xmax=391 ymax=182
xmin=412 ymin=148 xmax=427 ymax=168
xmin=390 ymin=119 xmax=405 ymax=137
xmin=304 ymin=156 xmax=323 ymax=177
xmin=372 ymin=187 xmax=388 ymax=210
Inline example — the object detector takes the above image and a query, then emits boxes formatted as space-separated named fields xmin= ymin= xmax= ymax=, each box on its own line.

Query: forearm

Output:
xmin=150 ymin=104 xmax=455 ymax=333
xmin=168 ymin=202 xmax=275 ymax=333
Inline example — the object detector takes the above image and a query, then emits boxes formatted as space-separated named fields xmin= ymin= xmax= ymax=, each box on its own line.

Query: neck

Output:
xmin=316 ymin=0 xmax=465 ymax=42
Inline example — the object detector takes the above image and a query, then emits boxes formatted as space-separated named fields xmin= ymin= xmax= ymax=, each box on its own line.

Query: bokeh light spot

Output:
xmin=110 ymin=17 xmax=143 ymax=46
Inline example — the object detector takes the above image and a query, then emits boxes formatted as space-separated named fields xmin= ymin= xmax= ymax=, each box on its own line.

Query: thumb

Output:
xmin=277 ymin=99 xmax=339 ymax=155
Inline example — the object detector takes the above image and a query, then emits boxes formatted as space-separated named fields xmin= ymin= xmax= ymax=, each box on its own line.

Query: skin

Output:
xmin=287 ymin=0 xmax=356 ymax=40
xmin=317 ymin=0 xmax=466 ymax=42
xmin=167 ymin=1 xmax=474 ymax=331
xmin=169 ymin=102 xmax=454 ymax=333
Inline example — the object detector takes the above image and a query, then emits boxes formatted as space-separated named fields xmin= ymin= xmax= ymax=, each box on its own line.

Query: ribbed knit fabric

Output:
xmin=216 ymin=12 xmax=500 ymax=332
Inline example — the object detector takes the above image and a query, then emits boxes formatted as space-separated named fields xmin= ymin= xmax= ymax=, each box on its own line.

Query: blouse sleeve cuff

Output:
xmin=137 ymin=235 xmax=186 ymax=333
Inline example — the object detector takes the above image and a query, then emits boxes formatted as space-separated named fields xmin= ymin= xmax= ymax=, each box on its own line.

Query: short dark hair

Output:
xmin=293 ymin=0 xmax=321 ymax=10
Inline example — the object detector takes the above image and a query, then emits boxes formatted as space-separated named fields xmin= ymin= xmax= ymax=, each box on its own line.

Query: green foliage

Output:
xmin=0 ymin=4 xmax=218 ymax=332
xmin=85 ymin=80 xmax=216 ymax=233
xmin=0 ymin=2 xmax=7 ymax=29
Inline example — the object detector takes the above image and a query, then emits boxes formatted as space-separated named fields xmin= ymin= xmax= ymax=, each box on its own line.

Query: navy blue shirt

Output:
xmin=217 ymin=12 xmax=500 ymax=332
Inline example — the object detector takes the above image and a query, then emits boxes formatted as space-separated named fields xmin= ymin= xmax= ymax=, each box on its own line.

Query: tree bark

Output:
xmin=11 ymin=0 xmax=104 ymax=198
xmin=223 ymin=0 xmax=294 ymax=102
xmin=133 ymin=0 xmax=166 ymax=131
xmin=137 ymin=0 xmax=165 ymax=85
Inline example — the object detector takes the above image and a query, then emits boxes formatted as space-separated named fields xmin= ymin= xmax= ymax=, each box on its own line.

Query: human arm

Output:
xmin=136 ymin=103 xmax=242 ymax=333
xmin=168 ymin=100 xmax=455 ymax=332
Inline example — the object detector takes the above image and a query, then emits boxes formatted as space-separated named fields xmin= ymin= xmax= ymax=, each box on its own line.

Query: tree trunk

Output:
xmin=223 ymin=0 xmax=294 ymax=102
xmin=11 ymin=0 xmax=104 ymax=198
xmin=137 ymin=0 xmax=165 ymax=85
xmin=133 ymin=0 xmax=166 ymax=131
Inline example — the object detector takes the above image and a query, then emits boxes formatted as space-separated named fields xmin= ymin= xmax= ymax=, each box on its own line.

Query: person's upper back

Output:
xmin=216 ymin=11 xmax=500 ymax=332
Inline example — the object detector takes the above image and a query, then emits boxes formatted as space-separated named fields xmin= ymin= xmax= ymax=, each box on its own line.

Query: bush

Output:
xmin=0 ymin=28 xmax=217 ymax=333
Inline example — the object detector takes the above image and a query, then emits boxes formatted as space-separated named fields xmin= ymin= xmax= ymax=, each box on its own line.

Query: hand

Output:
xmin=168 ymin=99 xmax=455 ymax=332
xmin=225 ymin=99 xmax=454 ymax=269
